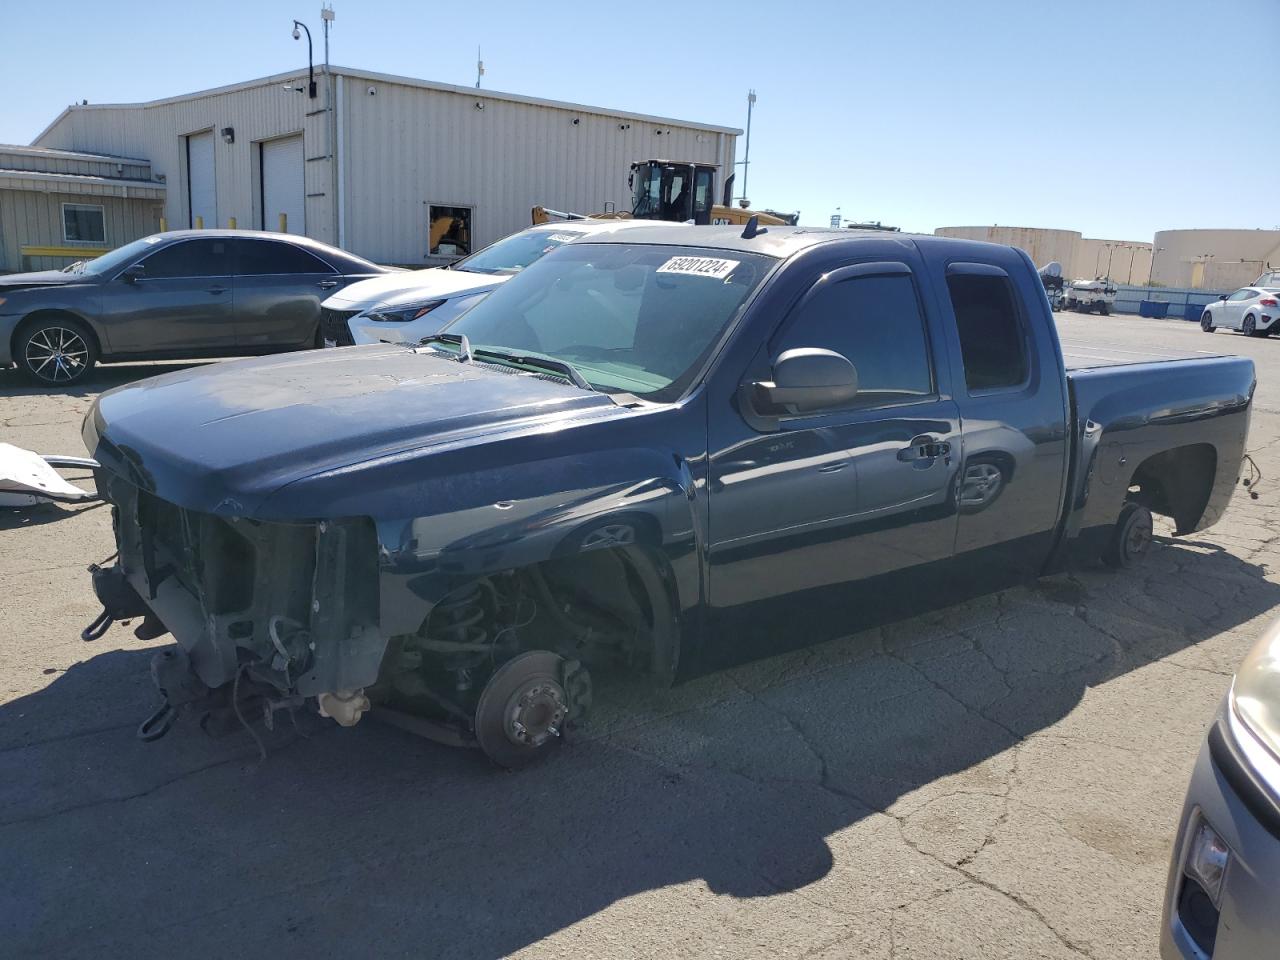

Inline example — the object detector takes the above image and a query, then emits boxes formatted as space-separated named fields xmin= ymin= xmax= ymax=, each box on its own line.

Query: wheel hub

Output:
xmin=503 ymin=681 xmax=568 ymax=748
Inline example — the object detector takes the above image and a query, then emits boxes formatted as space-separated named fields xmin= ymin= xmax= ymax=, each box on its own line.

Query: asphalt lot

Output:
xmin=2 ymin=310 xmax=1278 ymax=960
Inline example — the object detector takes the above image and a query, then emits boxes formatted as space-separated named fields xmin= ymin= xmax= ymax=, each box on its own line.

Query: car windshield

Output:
xmin=439 ymin=243 xmax=774 ymax=401
xmin=77 ymin=235 xmax=167 ymax=276
xmin=452 ymin=228 xmax=590 ymax=276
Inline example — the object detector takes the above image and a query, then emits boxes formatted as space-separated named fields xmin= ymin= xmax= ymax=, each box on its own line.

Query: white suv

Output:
xmin=321 ymin=220 xmax=670 ymax=347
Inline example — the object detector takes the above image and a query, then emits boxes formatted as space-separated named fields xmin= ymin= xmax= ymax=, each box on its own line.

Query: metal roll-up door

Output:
xmin=186 ymin=130 xmax=216 ymax=229
xmin=261 ymin=135 xmax=305 ymax=234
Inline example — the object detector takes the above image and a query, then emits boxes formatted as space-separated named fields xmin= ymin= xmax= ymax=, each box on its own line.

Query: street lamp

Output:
xmin=292 ymin=19 xmax=317 ymax=98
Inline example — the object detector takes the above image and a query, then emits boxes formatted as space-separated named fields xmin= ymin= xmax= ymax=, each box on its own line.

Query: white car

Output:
xmin=1200 ymin=287 xmax=1280 ymax=337
xmin=321 ymin=219 xmax=667 ymax=347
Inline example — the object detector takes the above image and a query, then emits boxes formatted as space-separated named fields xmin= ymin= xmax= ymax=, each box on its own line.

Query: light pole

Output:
xmin=291 ymin=20 xmax=317 ymax=98
xmin=1105 ymin=242 xmax=1118 ymax=281
xmin=736 ymin=90 xmax=756 ymax=208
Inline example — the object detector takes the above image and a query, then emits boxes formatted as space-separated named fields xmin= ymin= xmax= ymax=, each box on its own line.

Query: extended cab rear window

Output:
xmin=946 ymin=272 xmax=1029 ymax=392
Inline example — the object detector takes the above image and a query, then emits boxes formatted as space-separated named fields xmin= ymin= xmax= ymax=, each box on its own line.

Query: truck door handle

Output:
xmin=898 ymin=435 xmax=951 ymax=462
xmin=317 ymin=280 xmax=340 ymax=289
xmin=206 ymin=284 xmax=228 ymax=295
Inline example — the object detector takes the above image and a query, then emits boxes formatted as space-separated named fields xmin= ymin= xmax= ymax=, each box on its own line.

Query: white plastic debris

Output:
xmin=0 ymin=443 xmax=98 ymax=507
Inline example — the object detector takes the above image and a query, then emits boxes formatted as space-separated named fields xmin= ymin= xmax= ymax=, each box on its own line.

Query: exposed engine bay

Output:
xmin=88 ymin=474 xmax=672 ymax=766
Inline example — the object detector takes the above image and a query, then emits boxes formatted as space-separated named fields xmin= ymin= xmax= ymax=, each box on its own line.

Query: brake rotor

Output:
xmin=475 ymin=651 xmax=569 ymax=768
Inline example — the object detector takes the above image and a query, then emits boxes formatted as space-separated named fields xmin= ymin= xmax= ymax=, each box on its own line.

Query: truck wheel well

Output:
xmin=520 ymin=544 xmax=680 ymax=681
xmin=1127 ymin=443 xmax=1216 ymax=535
xmin=382 ymin=544 xmax=682 ymax=724
xmin=14 ymin=310 xmax=103 ymax=357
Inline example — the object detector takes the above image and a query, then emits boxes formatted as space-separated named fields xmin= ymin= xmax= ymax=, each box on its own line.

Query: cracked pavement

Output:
xmin=2 ymin=311 xmax=1279 ymax=959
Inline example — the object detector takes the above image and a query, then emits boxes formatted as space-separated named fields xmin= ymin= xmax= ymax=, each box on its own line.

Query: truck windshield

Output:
xmin=440 ymin=243 xmax=774 ymax=400
xmin=452 ymin=228 xmax=588 ymax=276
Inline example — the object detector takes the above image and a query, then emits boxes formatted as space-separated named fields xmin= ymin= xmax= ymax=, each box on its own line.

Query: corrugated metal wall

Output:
xmin=0 ymin=147 xmax=150 ymax=181
xmin=0 ymin=189 xmax=161 ymax=272
xmin=339 ymin=76 xmax=731 ymax=265
xmin=38 ymin=80 xmax=322 ymax=241
xmin=36 ymin=71 xmax=735 ymax=266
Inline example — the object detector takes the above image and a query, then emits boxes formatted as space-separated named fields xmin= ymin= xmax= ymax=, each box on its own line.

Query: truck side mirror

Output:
xmin=752 ymin=348 xmax=859 ymax=415
xmin=121 ymin=263 xmax=146 ymax=283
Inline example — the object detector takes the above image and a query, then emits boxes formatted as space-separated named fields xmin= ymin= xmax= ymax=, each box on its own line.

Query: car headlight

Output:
xmin=365 ymin=299 xmax=447 ymax=323
xmin=1231 ymin=616 xmax=1280 ymax=763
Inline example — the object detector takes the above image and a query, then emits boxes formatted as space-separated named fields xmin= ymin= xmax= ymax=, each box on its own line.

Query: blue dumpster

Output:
xmin=1139 ymin=300 xmax=1170 ymax=318
xmin=1185 ymin=302 xmax=1205 ymax=321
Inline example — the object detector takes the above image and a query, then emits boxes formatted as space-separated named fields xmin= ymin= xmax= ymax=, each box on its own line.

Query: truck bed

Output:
xmin=1059 ymin=336 xmax=1223 ymax=371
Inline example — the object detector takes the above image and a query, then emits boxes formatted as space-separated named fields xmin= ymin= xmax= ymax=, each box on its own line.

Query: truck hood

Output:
xmin=0 ymin=269 xmax=86 ymax=291
xmin=84 ymin=345 xmax=618 ymax=516
xmin=322 ymin=267 xmax=510 ymax=311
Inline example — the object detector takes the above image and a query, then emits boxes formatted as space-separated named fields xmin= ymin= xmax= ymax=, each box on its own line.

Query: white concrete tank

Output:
xmin=934 ymin=226 xmax=1081 ymax=274
xmin=1153 ymin=229 xmax=1280 ymax=290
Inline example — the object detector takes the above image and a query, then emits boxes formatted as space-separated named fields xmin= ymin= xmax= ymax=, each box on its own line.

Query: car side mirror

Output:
xmin=1218 ymin=294 xmax=1228 ymax=301
xmin=751 ymin=348 xmax=859 ymax=416
xmin=121 ymin=263 xmax=146 ymax=283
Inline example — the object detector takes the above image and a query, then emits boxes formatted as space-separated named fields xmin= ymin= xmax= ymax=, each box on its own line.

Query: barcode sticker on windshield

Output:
xmin=657 ymin=256 xmax=741 ymax=280
xmin=547 ymin=233 xmax=582 ymax=244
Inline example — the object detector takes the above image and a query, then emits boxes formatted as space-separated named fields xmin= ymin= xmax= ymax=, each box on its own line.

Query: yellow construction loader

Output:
xmin=532 ymin=159 xmax=796 ymax=228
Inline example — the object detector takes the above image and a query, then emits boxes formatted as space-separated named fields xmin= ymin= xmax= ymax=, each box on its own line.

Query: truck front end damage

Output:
xmin=90 ymin=468 xmax=670 ymax=766
xmin=91 ymin=471 xmax=385 ymax=739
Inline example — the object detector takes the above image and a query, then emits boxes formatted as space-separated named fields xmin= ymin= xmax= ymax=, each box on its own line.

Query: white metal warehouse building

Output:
xmin=30 ymin=66 xmax=740 ymax=267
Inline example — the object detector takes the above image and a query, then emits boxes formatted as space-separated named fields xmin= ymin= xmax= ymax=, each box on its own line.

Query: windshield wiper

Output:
xmin=418 ymin=333 xmax=473 ymax=361
xmin=472 ymin=346 xmax=595 ymax=392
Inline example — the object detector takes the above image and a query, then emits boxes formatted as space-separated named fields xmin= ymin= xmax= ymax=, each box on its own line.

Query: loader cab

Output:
xmin=628 ymin=160 xmax=717 ymax=225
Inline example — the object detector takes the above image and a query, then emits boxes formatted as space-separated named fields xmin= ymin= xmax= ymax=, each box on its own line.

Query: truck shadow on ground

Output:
xmin=0 ymin=536 xmax=1275 ymax=959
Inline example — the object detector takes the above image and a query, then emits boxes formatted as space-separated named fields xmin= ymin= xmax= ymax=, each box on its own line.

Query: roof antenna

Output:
xmin=741 ymin=214 xmax=767 ymax=239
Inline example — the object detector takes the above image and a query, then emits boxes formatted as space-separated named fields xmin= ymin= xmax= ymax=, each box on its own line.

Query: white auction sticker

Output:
xmin=547 ymin=233 xmax=582 ymax=244
xmin=656 ymin=256 xmax=741 ymax=280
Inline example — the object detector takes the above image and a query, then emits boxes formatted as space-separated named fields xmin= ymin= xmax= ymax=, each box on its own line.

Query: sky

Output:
xmin=2 ymin=0 xmax=1276 ymax=241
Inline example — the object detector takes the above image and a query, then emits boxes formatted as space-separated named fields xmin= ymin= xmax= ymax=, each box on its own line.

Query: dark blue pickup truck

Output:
xmin=83 ymin=225 xmax=1254 ymax=766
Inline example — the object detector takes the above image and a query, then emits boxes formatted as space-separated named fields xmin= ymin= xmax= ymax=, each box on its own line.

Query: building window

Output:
xmin=63 ymin=203 xmax=105 ymax=243
xmin=428 ymin=204 xmax=472 ymax=257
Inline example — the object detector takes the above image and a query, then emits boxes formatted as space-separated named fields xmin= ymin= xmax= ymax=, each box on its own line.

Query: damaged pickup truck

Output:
xmin=82 ymin=225 xmax=1256 ymax=766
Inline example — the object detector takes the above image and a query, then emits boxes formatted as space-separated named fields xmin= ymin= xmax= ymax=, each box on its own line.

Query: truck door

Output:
xmin=706 ymin=256 xmax=962 ymax=656
xmin=941 ymin=260 xmax=1069 ymax=585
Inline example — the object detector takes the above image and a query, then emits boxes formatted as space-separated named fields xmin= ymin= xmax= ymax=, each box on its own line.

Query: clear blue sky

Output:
xmin=3 ymin=0 xmax=1276 ymax=240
